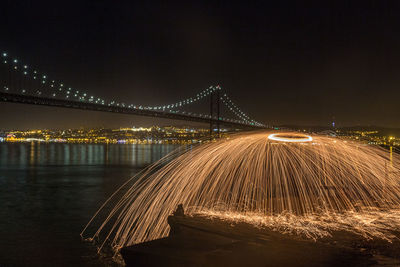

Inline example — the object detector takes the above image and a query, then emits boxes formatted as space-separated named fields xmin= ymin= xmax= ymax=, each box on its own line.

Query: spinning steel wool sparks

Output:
xmin=82 ymin=132 xmax=400 ymax=251
xmin=268 ymin=133 xmax=313 ymax=142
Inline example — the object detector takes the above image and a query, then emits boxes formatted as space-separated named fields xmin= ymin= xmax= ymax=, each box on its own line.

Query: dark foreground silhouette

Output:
xmin=121 ymin=207 xmax=400 ymax=266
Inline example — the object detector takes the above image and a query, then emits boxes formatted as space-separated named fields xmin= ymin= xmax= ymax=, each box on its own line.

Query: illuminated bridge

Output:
xmin=0 ymin=51 xmax=265 ymax=134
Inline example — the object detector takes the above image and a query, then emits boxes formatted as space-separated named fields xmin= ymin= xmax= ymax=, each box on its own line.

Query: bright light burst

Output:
xmin=82 ymin=131 xmax=400 ymax=251
xmin=268 ymin=133 xmax=313 ymax=142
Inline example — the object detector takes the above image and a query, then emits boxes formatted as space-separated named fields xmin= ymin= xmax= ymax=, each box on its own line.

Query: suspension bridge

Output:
xmin=0 ymin=51 xmax=265 ymax=134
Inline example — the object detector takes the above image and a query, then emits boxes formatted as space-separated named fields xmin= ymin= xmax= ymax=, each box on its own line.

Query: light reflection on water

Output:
xmin=0 ymin=142 xmax=177 ymax=167
xmin=0 ymin=142 xmax=178 ymax=266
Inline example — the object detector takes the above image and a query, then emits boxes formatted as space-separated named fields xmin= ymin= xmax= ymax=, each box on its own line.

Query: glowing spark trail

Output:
xmin=268 ymin=133 xmax=313 ymax=142
xmin=82 ymin=132 xmax=400 ymax=252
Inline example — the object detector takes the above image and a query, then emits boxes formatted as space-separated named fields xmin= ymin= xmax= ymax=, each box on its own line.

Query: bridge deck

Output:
xmin=0 ymin=92 xmax=264 ymax=129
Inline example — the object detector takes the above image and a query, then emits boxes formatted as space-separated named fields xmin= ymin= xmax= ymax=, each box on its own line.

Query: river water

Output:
xmin=0 ymin=142 xmax=178 ymax=266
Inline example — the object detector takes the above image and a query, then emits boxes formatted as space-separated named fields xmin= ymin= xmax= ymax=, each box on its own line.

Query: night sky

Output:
xmin=1 ymin=1 xmax=400 ymax=129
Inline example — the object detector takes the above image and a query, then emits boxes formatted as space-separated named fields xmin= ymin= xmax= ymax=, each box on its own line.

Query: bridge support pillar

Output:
xmin=209 ymin=88 xmax=220 ymax=140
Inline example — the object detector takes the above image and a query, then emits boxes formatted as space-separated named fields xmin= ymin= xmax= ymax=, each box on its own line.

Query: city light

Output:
xmin=0 ymin=126 xmax=214 ymax=144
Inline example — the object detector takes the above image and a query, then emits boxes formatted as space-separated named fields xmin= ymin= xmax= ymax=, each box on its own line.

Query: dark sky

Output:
xmin=1 ymin=0 xmax=400 ymax=129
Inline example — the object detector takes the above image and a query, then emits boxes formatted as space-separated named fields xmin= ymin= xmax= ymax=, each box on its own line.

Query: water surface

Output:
xmin=0 ymin=142 xmax=178 ymax=266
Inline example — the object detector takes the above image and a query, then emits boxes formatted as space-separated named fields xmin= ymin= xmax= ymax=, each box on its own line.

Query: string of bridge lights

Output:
xmin=149 ymin=86 xmax=218 ymax=110
xmin=220 ymin=94 xmax=260 ymax=126
xmin=2 ymin=52 xmax=107 ymax=104
xmin=157 ymin=86 xmax=264 ymax=126
xmin=221 ymin=92 xmax=264 ymax=126
xmin=222 ymin=94 xmax=255 ymax=122
xmin=2 ymin=51 xmax=264 ymax=126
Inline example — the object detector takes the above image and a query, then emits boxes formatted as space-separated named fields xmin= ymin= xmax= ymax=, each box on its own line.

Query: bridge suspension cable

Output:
xmin=219 ymin=91 xmax=262 ymax=126
xmin=1 ymin=51 xmax=264 ymax=127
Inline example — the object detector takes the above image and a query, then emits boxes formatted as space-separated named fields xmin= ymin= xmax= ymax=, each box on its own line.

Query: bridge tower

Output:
xmin=1 ymin=52 xmax=265 ymax=130
xmin=209 ymin=89 xmax=220 ymax=139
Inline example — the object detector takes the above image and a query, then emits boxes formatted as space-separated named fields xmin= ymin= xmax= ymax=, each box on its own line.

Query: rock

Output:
xmin=121 ymin=214 xmax=383 ymax=266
